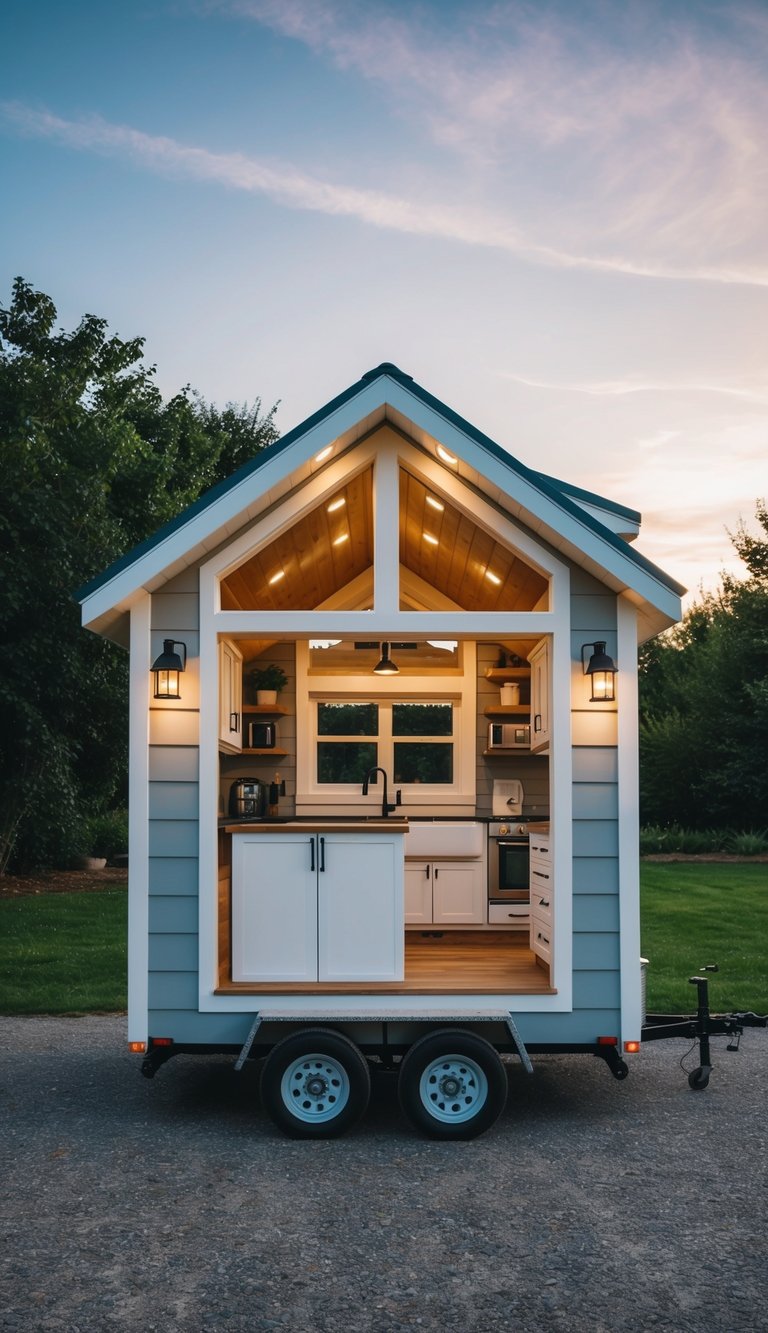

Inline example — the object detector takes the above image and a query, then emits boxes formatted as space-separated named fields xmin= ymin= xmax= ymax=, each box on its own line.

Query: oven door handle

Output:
xmin=497 ymin=839 xmax=529 ymax=847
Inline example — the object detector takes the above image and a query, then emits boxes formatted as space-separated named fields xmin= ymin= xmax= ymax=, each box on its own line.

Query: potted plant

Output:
xmin=250 ymin=663 xmax=287 ymax=706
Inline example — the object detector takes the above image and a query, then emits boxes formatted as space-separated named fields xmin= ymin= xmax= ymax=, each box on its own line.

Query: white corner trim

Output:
xmin=198 ymin=563 xmax=220 ymax=1004
xmin=617 ymin=595 xmax=642 ymax=1045
xmin=128 ymin=594 xmax=150 ymax=1045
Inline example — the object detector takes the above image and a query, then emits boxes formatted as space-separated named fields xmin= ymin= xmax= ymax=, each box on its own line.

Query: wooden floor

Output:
xmin=216 ymin=931 xmax=554 ymax=996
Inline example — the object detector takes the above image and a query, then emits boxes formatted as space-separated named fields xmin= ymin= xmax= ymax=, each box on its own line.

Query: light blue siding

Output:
xmin=569 ymin=595 xmax=617 ymax=631
xmin=573 ymin=858 xmax=619 ymax=894
xmin=148 ymin=820 xmax=199 ymax=858
xmin=149 ymin=896 xmax=198 ymax=933
xmin=514 ymin=1010 xmax=620 ymax=1045
xmin=573 ymin=970 xmax=621 ymax=1008
xmin=573 ymin=784 xmax=619 ymax=819
xmin=146 ymin=1010 xmax=255 ymax=1044
xmin=149 ymin=746 xmax=200 ymax=782
xmin=150 ymin=592 xmax=199 ymax=632
xmin=149 ymin=933 xmax=198 ymax=971
xmin=149 ymin=781 xmax=199 ymax=820
xmin=573 ymin=820 xmax=619 ymax=858
xmin=573 ymin=894 xmax=620 ymax=932
xmin=573 ymin=933 xmax=620 ymax=970
xmin=148 ymin=971 xmax=198 ymax=1009
xmin=572 ymin=747 xmax=618 ymax=783
xmin=149 ymin=857 xmax=199 ymax=896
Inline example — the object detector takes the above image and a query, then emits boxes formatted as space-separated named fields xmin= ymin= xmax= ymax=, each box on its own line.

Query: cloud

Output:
xmin=221 ymin=0 xmax=768 ymax=285
xmin=501 ymin=373 xmax=768 ymax=404
xmin=4 ymin=99 xmax=768 ymax=289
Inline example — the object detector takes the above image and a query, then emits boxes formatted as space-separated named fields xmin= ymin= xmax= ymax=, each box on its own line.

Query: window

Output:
xmin=315 ymin=700 xmax=454 ymax=787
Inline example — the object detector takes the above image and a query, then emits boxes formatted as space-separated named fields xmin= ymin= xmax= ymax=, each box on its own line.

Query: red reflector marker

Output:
xmin=624 ymin=1040 xmax=641 ymax=1053
xmin=151 ymin=1037 xmax=173 ymax=1047
xmin=597 ymin=1036 xmax=618 ymax=1046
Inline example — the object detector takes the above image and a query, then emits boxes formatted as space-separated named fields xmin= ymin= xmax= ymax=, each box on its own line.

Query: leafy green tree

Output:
xmin=0 ymin=278 xmax=278 ymax=873
xmin=639 ymin=501 xmax=768 ymax=830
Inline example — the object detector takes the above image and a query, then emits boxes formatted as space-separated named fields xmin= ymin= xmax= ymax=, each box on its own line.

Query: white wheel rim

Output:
xmin=418 ymin=1054 xmax=488 ymax=1124
xmin=280 ymin=1053 xmax=351 ymax=1124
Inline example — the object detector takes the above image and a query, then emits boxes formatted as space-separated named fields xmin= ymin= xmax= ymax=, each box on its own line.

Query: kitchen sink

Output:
xmin=404 ymin=822 xmax=483 ymax=858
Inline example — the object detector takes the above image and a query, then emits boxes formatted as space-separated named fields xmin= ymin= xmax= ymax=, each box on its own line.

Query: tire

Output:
xmin=688 ymin=1067 xmax=710 ymax=1091
xmin=259 ymin=1028 xmax=371 ymax=1138
xmin=398 ymin=1029 xmax=508 ymax=1140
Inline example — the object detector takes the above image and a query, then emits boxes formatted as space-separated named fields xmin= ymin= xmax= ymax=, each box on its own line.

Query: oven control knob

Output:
xmin=498 ymin=823 xmax=509 ymax=835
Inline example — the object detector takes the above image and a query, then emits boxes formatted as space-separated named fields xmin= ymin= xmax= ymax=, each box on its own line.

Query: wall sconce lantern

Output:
xmin=373 ymin=642 xmax=399 ymax=675
xmin=581 ymin=641 xmax=617 ymax=702
xmin=151 ymin=639 xmax=187 ymax=699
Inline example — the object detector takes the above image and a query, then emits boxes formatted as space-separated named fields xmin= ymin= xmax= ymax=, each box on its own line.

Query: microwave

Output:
xmin=487 ymin=722 xmax=531 ymax=750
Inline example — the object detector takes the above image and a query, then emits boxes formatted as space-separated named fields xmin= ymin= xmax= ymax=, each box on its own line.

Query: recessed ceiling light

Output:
xmin=425 ymin=495 xmax=444 ymax=511
xmin=315 ymin=445 xmax=333 ymax=463
xmin=423 ymin=532 xmax=439 ymax=546
xmin=268 ymin=570 xmax=285 ymax=585
xmin=436 ymin=444 xmax=458 ymax=465
xmin=333 ymin=532 xmax=350 ymax=546
xmin=327 ymin=496 xmax=346 ymax=512
xmin=485 ymin=570 xmax=502 ymax=585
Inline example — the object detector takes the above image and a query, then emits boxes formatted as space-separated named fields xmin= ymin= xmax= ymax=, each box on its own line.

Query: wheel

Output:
xmin=688 ymin=1067 xmax=710 ymax=1091
xmin=260 ymin=1028 xmax=371 ymax=1138
xmin=398 ymin=1029 xmax=508 ymax=1140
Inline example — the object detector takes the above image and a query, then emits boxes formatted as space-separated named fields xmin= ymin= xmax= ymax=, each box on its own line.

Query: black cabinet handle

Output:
xmin=534 ymin=713 xmax=542 ymax=733
xmin=230 ymin=712 xmax=239 ymax=732
xmin=319 ymin=836 xmax=325 ymax=873
xmin=425 ymin=865 xmax=430 ymax=878
xmin=309 ymin=838 xmax=315 ymax=872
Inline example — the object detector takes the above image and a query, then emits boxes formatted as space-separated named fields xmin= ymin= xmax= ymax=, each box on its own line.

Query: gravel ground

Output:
xmin=1 ymin=1017 xmax=766 ymax=1333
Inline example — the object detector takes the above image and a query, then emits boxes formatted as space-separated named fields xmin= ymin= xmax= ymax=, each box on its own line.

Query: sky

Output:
xmin=1 ymin=0 xmax=766 ymax=605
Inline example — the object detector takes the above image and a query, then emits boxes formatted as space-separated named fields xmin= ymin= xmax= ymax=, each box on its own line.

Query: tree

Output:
xmin=0 ymin=278 xmax=278 ymax=873
xmin=639 ymin=501 xmax=768 ymax=830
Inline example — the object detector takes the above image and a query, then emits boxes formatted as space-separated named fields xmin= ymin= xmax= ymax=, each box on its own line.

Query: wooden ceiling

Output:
xmin=220 ymin=464 xmax=548 ymax=613
xmin=398 ymin=469 xmax=548 ymax=612
xmin=221 ymin=469 xmax=374 ymax=611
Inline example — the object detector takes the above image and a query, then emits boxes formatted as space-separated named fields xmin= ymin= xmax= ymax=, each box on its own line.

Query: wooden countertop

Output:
xmin=224 ymin=820 xmax=410 ymax=834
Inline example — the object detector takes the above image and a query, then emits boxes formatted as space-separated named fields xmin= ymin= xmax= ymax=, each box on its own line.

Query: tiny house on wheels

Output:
xmin=78 ymin=363 xmax=684 ymax=1139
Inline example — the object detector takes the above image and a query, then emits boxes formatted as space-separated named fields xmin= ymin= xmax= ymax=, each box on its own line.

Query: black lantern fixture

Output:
xmin=581 ymin=641 xmax=617 ymax=702
xmin=151 ymin=639 xmax=187 ymax=699
xmin=373 ymin=642 xmax=399 ymax=675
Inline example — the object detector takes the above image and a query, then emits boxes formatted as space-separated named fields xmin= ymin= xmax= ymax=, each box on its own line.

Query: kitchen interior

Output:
xmin=216 ymin=636 xmax=554 ymax=996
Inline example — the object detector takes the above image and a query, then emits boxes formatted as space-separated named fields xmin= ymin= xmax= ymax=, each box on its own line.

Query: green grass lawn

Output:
xmin=641 ymin=863 xmax=767 ymax=1012
xmin=0 ymin=864 xmax=765 ymax=1016
xmin=0 ymin=890 xmax=127 ymax=1014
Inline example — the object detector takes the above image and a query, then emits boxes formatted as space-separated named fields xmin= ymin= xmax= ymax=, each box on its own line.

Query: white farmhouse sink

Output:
xmin=404 ymin=822 xmax=484 ymax=859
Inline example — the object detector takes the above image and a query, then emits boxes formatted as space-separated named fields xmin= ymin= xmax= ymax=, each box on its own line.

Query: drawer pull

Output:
xmin=533 ymin=870 xmax=550 ymax=880
xmin=537 ymin=931 xmax=550 ymax=945
xmin=538 ymin=898 xmax=550 ymax=908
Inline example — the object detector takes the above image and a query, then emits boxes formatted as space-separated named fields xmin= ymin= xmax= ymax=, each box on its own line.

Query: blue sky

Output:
xmin=2 ymin=0 xmax=766 ymax=600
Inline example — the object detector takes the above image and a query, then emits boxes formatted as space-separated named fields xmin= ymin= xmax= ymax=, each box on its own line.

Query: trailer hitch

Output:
xmin=642 ymin=966 xmax=767 ymax=1090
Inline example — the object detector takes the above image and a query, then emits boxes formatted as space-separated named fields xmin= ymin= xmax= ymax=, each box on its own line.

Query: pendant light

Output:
xmin=373 ymin=642 xmax=399 ymax=675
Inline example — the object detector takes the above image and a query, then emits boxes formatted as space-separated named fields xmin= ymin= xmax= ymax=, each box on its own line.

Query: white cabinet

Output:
xmin=232 ymin=831 xmax=404 ymax=982
xmin=528 ymin=829 xmax=553 ymax=966
xmin=218 ymin=639 xmax=243 ymax=752
xmin=528 ymin=638 xmax=551 ymax=754
xmin=405 ymin=861 xmax=486 ymax=926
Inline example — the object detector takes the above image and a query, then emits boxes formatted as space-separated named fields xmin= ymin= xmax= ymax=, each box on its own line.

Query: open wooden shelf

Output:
xmin=484 ymin=705 xmax=530 ymax=717
xmin=242 ymin=747 xmax=288 ymax=756
xmin=485 ymin=667 xmax=530 ymax=683
xmin=242 ymin=704 xmax=290 ymax=715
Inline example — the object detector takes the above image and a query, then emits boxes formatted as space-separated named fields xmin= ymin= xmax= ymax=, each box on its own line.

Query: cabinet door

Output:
xmin=232 ymin=836 xmax=317 ymax=981
xmin=431 ymin=862 xmax=486 ymax=925
xmin=405 ymin=863 xmax=433 ymax=924
xmin=529 ymin=639 xmax=551 ymax=753
xmin=218 ymin=640 xmax=243 ymax=752
xmin=318 ymin=836 xmax=404 ymax=981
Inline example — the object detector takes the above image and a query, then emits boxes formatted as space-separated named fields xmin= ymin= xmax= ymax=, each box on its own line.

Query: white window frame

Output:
xmin=295 ymin=640 xmax=477 ymax=812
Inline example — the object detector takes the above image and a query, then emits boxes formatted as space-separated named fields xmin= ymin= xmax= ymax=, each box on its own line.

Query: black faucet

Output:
xmin=362 ymin=766 xmax=402 ymax=818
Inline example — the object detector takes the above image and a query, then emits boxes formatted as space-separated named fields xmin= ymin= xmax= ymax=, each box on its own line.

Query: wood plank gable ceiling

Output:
xmin=219 ymin=462 xmax=548 ymax=614
xmin=398 ymin=469 xmax=548 ymax=612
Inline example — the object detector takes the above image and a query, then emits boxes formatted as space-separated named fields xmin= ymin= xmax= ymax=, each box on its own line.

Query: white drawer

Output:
xmin=488 ymin=903 xmax=529 ymax=927
xmin=529 ymin=889 xmax=553 ymax=924
xmin=530 ymin=917 xmax=552 ymax=964
xmin=530 ymin=858 xmax=553 ymax=890
xmin=529 ymin=836 xmax=551 ymax=860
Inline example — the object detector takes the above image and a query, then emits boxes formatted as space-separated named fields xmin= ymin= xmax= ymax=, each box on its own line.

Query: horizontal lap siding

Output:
xmin=148 ymin=579 xmax=201 ymax=1038
xmin=569 ymin=585 xmax=620 ymax=1038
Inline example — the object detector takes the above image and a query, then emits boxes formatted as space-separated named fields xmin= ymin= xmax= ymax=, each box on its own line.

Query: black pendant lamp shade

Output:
xmin=373 ymin=642 xmax=399 ymax=675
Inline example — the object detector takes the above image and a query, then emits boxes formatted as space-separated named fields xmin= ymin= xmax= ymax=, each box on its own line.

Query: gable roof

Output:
xmin=78 ymin=362 xmax=684 ymax=637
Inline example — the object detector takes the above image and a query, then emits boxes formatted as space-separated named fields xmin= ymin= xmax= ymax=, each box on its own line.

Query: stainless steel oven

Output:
xmin=488 ymin=820 xmax=530 ymax=919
